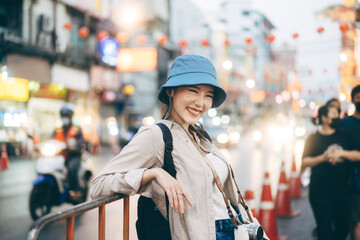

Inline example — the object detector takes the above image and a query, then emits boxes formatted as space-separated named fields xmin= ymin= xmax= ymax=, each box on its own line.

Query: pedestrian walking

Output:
xmin=301 ymin=104 xmax=350 ymax=240
xmin=338 ymin=85 xmax=360 ymax=240
xmin=90 ymin=54 xmax=266 ymax=240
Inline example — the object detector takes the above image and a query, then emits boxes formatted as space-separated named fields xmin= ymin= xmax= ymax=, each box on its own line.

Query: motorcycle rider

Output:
xmin=54 ymin=104 xmax=85 ymax=200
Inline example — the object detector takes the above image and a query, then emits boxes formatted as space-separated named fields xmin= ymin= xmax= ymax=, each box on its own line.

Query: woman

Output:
xmin=301 ymin=104 xmax=350 ymax=240
xmin=90 ymin=55 xmax=263 ymax=240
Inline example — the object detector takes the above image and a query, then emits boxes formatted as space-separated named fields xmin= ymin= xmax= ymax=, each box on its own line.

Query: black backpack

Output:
xmin=136 ymin=123 xmax=211 ymax=240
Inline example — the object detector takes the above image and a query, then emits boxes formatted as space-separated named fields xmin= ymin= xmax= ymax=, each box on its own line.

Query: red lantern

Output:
xmin=317 ymin=27 xmax=325 ymax=34
xmin=224 ymin=39 xmax=231 ymax=46
xmin=266 ymin=34 xmax=275 ymax=43
xmin=78 ymin=26 xmax=89 ymax=38
xmin=157 ymin=36 xmax=168 ymax=45
xmin=116 ymin=32 xmax=129 ymax=43
xmin=200 ymin=39 xmax=210 ymax=47
xmin=339 ymin=24 xmax=349 ymax=32
xmin=292 ymin=33 xmax=299 ymax=39
xmin=178 ymin=39 xmax=188 ymax=48
xmin=64 ymin=22 xmax=73 ymax=30
xmin=245 ymin=38 xmax=253 ymax=44
xmin=136 ymin=36 xmax=147 ymax=44
xmin=97 ymin=31 xmax=108 ymax=41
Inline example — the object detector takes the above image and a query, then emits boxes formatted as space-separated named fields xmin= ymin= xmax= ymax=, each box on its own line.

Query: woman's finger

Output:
xmin=177 ymin=190 xmax=185 ymax=214
xmin=170 ymin=188 xmax=179 ymax=213
xmin=181 ymin=189 xmax=194 ymax=207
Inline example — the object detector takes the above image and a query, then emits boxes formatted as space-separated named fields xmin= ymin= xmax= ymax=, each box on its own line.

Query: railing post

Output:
xmin=66 ymin=216 xmax=75 ymax=240
xmin=123 ymin=196 xmax=130 ymax=240
xmin=99 ymin=205 xmax=105 ymax=240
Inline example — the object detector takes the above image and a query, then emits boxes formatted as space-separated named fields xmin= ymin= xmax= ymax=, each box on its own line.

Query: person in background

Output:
xmin=54 ymin=104 xmax=85 ymax=200
xmin=338 ymin=84 xmax=360 ymax=240
xmin=301 ymin=104 xmax=350 ymax=240
xmin=90 ymin=55 xmax=266 ymax=240
xmin=326 ymin=98 xmax=341 ymax=115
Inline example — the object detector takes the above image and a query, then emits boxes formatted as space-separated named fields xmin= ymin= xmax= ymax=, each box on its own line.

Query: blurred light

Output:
xmin=229 ymin=131 xmax=240 ymax=143
xmin=268 ymin=126 xmax=277 ymax=138
xmin=208 ymin=109 xmax=217 ymax=118
xmin=1 ymin=65 xmax=8 ymax=81
xmin=84 ymin=116 xmax=92 ymax=125
xmin=217 ymin=133 xmax=229 ymax=144
xmin=340 ymin=93 xmax=346 ymax=102
xmin=348 ymin=104 xmax=355 ymax=116
xmin=299 ymin=99 xmax=306 ymax=108
xmin=276 ymin=113 xmax=287 ymax=123
xmin=212 ymin=116 xmax=221 ymax=126
xmin=295 ymin=126 xmax=306 ymax=137
xmin=109 ymin=127 xmax=119 ymax=136
xmin=246 ymin=79 xmax=255 ymax=89
xmin=309 ymin=101 xmax=316 ymax=110
xmin=252 ymin=130 xmax=262 ymax=142
xmin=222 ymin=60 xmax=233 ymax=70
xmin=40 ymin=143 xmax=58 ymax=157
xmin=339 ymin=53 xmax=348 ymax=62
xmin=274 ymin=143 xmax=282 ymax=152
xmin=221 ymin=115 xmax=230 ymax=125
xmin=119 ymin=5 xmax=139 ymax=27
xmin=55 ymin=119 xmax=63 ymax=128
xmin=292 ymin=91 xmax=299 ymax=99
xmin=275 ymin=95 xmax=283 ymax=104
xmin=142 ymin=116 xmax=155 ymax=125
xmin=281 ymin=91 xmax=291 ymax=101
xmin=289 ymin=118 xmax=296 ymax=127
xmin=57 ymin=83 xmax=64 ymax=90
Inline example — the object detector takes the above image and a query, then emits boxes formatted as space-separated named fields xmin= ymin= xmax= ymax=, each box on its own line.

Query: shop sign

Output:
xmin=90 ymin=65 xmax=121 ymax=91
xmin=52 ymin=64 xmax=89 ymax=92
xmin=116 ymin=47 xmax=157 ymax=72
xmin=100 ymin=37 xmax=119 ymax=67
xmin=0 ymin=77 xmax=29 ymax=101
xmin=7 ymin=54 xmax=51 ymax=84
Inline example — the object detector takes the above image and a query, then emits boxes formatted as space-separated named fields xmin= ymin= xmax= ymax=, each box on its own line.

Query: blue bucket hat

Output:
xmin=158 ymin=54 xmax=227 ymax=108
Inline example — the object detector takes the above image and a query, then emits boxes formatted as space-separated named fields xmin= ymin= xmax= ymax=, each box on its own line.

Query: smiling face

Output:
xmin=170 ymin=85 xmax=214 ymax=129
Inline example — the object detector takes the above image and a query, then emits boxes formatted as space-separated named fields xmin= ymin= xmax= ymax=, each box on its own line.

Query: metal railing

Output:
xmin=26 ymin=194 xmax=130 ymax=240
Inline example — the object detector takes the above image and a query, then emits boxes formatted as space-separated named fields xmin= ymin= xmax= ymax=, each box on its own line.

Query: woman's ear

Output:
xmin=166 ymin=89 xmax=174 ymax=97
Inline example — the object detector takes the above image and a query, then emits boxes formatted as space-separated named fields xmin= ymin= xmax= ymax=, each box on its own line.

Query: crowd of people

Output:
xmin=301 ymin=84 xmax=360 ymax=240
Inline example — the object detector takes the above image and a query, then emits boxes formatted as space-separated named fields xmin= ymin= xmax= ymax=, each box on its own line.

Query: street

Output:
xmin=0 ymin=131 xmax=317 ymax=240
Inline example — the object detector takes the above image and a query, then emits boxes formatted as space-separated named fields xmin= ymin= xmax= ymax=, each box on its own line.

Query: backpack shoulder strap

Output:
xmin=156 ymin=123 xmax=177 ymax=178
xmin=156 ymin=123 xmax=176 ymax=221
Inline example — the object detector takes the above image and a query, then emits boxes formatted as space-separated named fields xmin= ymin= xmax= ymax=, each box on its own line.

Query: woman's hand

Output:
xmin=153 ymin=168 xmax=193 ymax=214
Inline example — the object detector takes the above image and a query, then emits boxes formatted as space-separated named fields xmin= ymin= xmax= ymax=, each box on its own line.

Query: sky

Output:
xmin=189 ymin=0 xmax=345 ymax=100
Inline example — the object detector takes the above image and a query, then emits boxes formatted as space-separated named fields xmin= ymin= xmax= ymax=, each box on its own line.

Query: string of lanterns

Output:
xmin=62 ymin=21 xmax=353 ymax=48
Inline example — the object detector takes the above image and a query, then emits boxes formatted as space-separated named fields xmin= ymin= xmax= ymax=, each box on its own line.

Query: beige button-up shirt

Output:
xmin=90 ymin=120 xmax=246 ymax=240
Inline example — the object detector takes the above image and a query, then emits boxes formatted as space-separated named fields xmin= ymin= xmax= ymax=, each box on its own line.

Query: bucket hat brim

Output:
xmin=158 ymin=72 xmax=227 ymax=108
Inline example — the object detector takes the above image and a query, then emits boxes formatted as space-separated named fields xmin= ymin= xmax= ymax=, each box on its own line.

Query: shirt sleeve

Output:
xmin=302 ymin=133 xmax=315 ymax=159
xmin=90 ymin=125 xmax=158 ymax=199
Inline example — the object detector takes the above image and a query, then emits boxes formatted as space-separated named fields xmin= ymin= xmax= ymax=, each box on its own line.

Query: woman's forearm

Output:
xmin=141 ymin=168 xmax=162 ymax=185
xmin=340 ymin=150 xmax=360 ymax=162
xmin=301 ymin=154 xmax=326 ymax=171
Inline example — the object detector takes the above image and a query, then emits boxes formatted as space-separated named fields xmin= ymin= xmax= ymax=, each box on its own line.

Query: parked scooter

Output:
xmin=29 ymin=139 xmax=92 ymax=220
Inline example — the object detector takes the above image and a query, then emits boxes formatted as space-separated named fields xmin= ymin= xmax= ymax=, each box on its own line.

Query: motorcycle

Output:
xmin=29 ymin=139 xmax=93 ymax=220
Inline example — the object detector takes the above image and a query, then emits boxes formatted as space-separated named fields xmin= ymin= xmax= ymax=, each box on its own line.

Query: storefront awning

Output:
xmin=51 ymin=64 xmax=89 ymax=92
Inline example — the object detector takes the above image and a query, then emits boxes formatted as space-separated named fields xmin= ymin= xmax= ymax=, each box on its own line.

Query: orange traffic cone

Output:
xmin=1 ymin=144 xmax=9 ymax=170
xmin=258 ymin=172 xmax=287 ymax=240
xmin=275 ymin=162 xmax=300 ymax=217
xmin=244 ymin=190 xmax=256 ymax=218
xmin=289 ymin=157 xmax=305 ymax=198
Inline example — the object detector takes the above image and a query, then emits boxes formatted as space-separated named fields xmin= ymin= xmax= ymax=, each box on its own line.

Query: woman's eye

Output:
xmin=189 ymin=89 xmax=198 ymax=93
xmin=206 ymin=95 xmax=214 ymax=98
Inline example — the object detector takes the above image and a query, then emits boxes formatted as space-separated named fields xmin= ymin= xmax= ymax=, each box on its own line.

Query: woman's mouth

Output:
xmin=187 ymin=107 xmax=201 ymax=116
